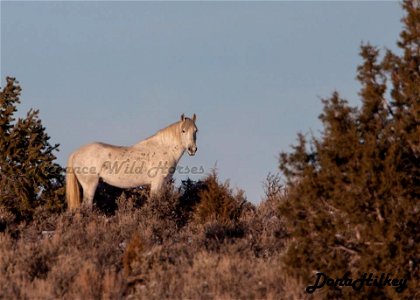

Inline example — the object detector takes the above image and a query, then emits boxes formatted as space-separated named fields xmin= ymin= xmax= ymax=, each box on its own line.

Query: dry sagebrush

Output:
xmin=0 ymin=174 xmax=297 ymax=300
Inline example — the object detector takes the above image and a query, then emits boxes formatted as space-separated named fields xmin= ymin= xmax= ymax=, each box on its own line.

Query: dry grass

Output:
xmin=0 ymin=175 xmax=305 ymax=300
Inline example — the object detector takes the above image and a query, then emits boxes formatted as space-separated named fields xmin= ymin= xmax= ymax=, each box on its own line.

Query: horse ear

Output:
xmin=192 ymin=113 xmax=197 ymax=122
xmin=180 ymin=113 xmax=185 ymax=121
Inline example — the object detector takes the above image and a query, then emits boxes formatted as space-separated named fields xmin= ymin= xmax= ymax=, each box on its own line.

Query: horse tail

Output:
xmin=66 ymin=153 xmax=81 ymax=210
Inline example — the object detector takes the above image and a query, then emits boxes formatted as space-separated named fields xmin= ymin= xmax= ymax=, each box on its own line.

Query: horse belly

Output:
xmin=99 ymin=159 xmax=150 ymax=188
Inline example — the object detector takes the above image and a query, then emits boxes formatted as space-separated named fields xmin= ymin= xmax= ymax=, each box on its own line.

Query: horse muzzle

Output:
xmin=188 ymin=146 xmax=197 ymax=156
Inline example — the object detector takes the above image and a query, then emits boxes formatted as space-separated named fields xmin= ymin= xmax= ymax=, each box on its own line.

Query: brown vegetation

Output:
xmin=0 ymin=177 xmax=298 ymax=299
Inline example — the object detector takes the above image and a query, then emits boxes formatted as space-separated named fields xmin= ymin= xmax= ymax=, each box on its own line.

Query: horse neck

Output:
xmin=135 ymin=122 xmax=184 ymax=158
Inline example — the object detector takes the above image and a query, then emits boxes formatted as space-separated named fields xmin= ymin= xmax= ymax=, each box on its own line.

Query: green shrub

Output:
xmin=0 ymin=77 xmax=64 ymax=222
xmin=278 ymin=2 xmax=419 ymax=298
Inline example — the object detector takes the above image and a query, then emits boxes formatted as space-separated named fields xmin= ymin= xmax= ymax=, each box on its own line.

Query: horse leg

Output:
xmin=79 ymin=175 xmax=99 ymax=209
xmin=150 ymin=179 xmax=163 ymax=197
xmin=150 ymin=175 xmax=173 ymax=197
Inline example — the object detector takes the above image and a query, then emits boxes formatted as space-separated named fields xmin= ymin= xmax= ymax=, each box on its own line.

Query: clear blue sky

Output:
xmin=1 ymin=1 xmax=403 ymax=203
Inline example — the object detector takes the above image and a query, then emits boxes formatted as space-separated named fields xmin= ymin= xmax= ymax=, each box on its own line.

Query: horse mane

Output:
xmin=154 ymin=121 xmax=182 ymax=145
xmin=136 ymin=117 xmax=196 ymax=147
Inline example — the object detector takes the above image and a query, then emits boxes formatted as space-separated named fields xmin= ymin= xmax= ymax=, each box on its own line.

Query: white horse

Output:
xmin=66 ymin=114 xmax=198 ymax=210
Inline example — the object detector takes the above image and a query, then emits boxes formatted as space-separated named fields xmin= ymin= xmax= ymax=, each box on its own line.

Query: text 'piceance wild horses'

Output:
xmin=66 ymin=114 xmax=198 ymax=210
